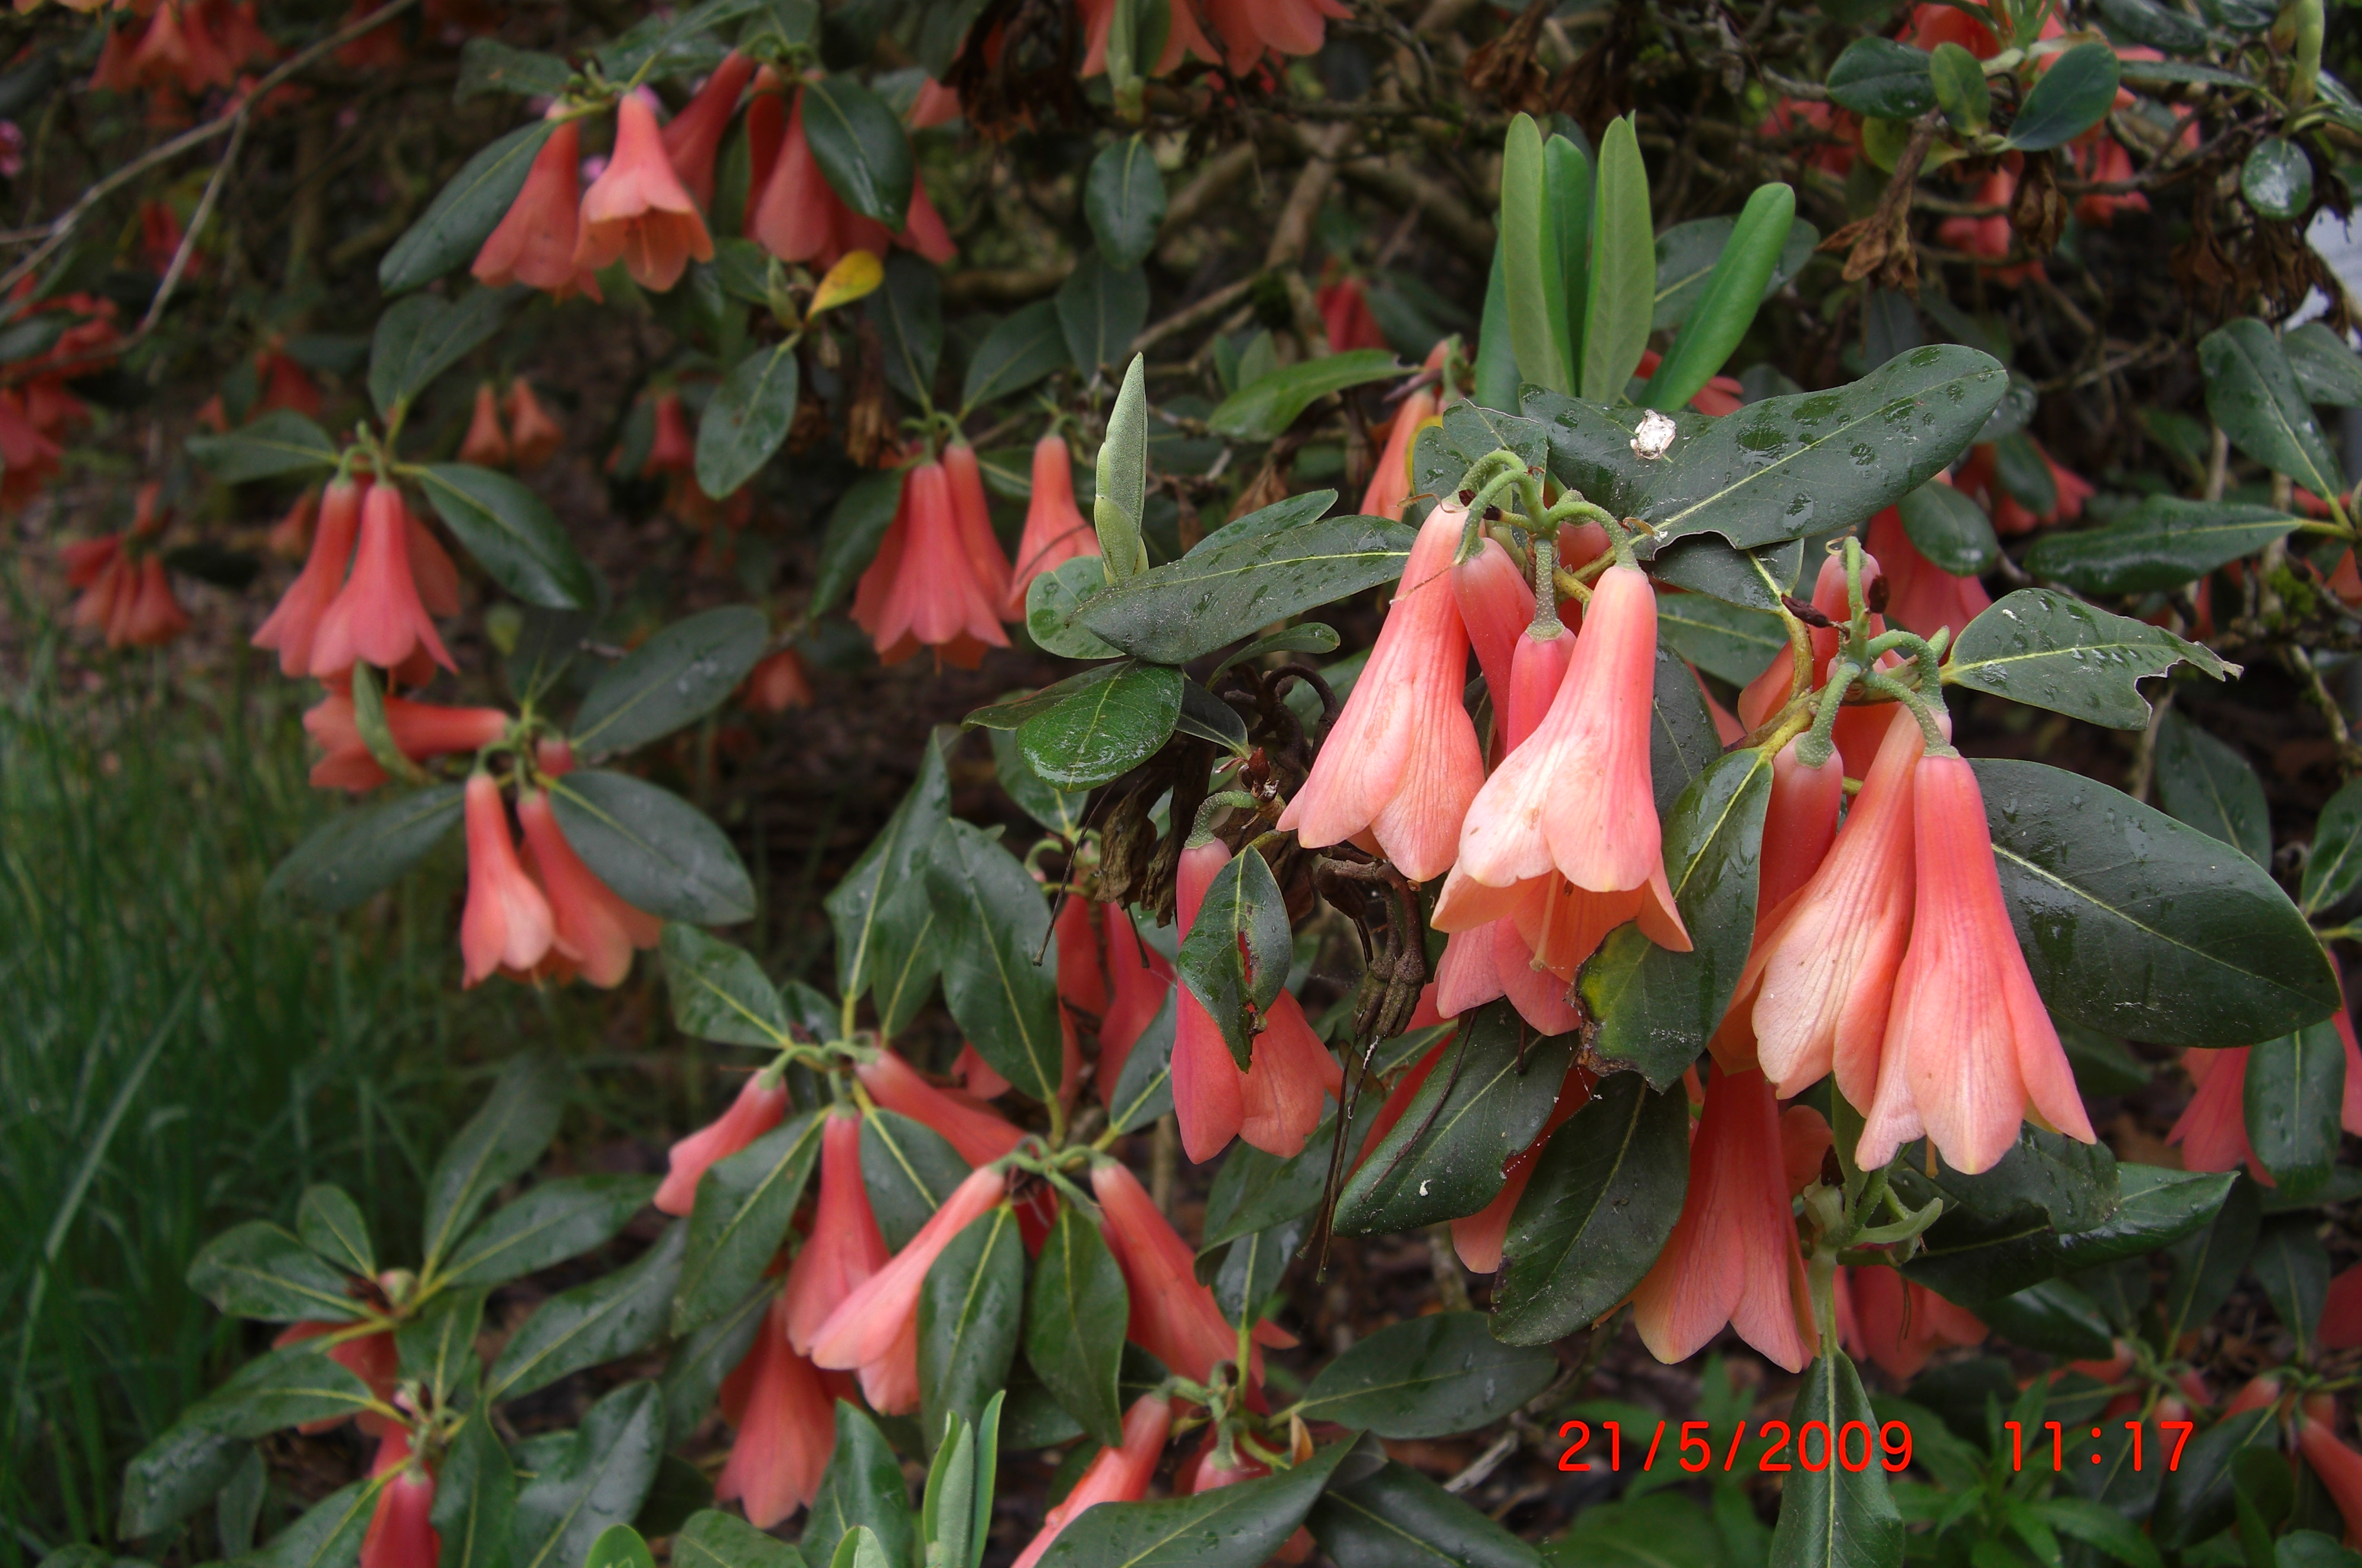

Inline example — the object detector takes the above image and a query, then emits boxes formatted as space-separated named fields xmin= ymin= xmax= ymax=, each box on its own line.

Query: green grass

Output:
xmin=0 ymin=602 xmax=590 ymax=1564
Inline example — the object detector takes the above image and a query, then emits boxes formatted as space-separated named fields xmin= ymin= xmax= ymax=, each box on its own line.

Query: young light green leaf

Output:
xmin=1095 ymin=355 xmax=1152 ymax=580
xmin=1646 ymin=182 xmax=1795 ymax=414
xmin=1580 ymin=116 xmax=1653 ymax=403
xmin=1499 ymin=114 xmax=1571 ymax=396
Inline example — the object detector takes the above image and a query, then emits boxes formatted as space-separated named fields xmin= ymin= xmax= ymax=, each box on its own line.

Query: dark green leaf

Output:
xmin=421 ymin=1051 xmax=566 ymax=1275
xmin=1978 ymin=1278 xmax=2118 ymax=1358
xmin=1199 ymin=1118 xmax=1338 ymax=1254
xmin=675 ymin=1113 xmax=824 ymax=1335
xmin=1335 ymin=1004 xmax=1578 ymax=1234
xmin=187 ymin=1344 xmax=379 ymax=1438
xmin=1027 ymin=1203 xmax=1127 ymax=1447
xmin=813 ymin=469 xmax=903 ymax=616
xmin=1086 ymin=138 xmax=1167 ymax=272
xmin=571 ymin=606 xmax=770 ymax=759
xmin=186 ymin=410 xmax=339 ymax=483
xmin=801 ymin=77 xmax=911 ymax=228
xmin=926 ymin=820 xmax=1062 ymax=1100
xmin=868 ymin=254 xmax=941 ymax=404
xmin=1898 ymin=480 xmax=2000 ymax=575
xmin=1034 ymin=1439 xmax=1356 ymax=1568
xmin=962 ymin=300 xmax=1071 ymax=410
xmin=2095 ymin=0 xmax=2211 ymax=49
xmin=676 ymin=1509 xmax=805 ymax=1568
xmin=296 ymin=1185 xmax=374 ymax=1279
xmin=919 ymin=1206 xmax=1024 ymax=1455
xmin=2008 ymin=44 xmax=2123 ymax=149
xmin=413 ymin=463 xmax=599 ymax=610
xmin=187 ymin=1221 xmax=364 ymax=1323
xmin=1104 ymin=986 xmax=1177 ymax=1135
xmin=2202 ymin=318 xmax=2347 ymax=500
xmin=1082 ymin=502 xmax=1414 ymax=664
xmin=370 ymin=289 xmax=517 ymax=418
xmin=2286 ymin=322 xmax=2362 ymax=407
xmin=1582 ymin=749 xmax=1772 ymax=1088
xmin=2024 ymin=498 xmax=2302 ymax=594
xmin=1973 ymin=758 xmax=2338 ymax=1044
xmin=1653 ymin=214 xmax=1819 ymax=332
xmin=455 ymin=38 xmax=571 ymax=102
xmin=1175 ymin=680 xmax=1251 ymax=755
xmin=485 ymin=1223 xmax=686 ymax=1400
xmin=586 ymin=1525 xmax=655 ymax=1568
xmin=827 ymin=735 xmax=949 ymax=1005
xmin=1023 ymin=556 xmax=1123 ymax=660
xmin=2154 ymin=1403 xmax=2282 ymax=1549
xmin=661 ymin=1285 xmax=772 ymax=1440
xmin=1213 ymin=1217 xmax=1302 ymax=1331
xmin=549 ymin=770 xmax=757 ymax=925
xmin=1016 ymin=661 xmax=1183 ymax=788
xmin=441 ymin=1174 xmax=656 ymax=1289
xmin=1058 ymin=254 xmax=1150 ymax=382
xmin=2252 ymin=1215 xmax=2330 ymax=1358
xmin=240 ymin=1481 xmax=373 ymax=1568
xmin=394 ymin=1286 xmax=485 ymax=1407
xmin=2306 ymin=778 xmax=2362 ymax=915
xmin=509 ymin=1383 xmax=666 ymax=1568
xmin=432 ymin=1411 xmax=514 ymax=1568
xmin=2246 ymin=1021 xmax=2345 ymax=1200
xmin=1492 ymin=1072 xmax=1689 ymax=1345
xmin=1296 ymin=1312 xmax=1555 ymax=1438
xmin=2242 ymin=138 xmax=2315 ymax=221
xmin=862 ymin=1110 xmax=972 ymax=1253
xmin=119 ymin=1422 xmax=247 ymax=1538
xmin=266 ymin=783 xmax=464 ymax=916
xmin=1208 ymin=349 xmax=1408 ymax=442
xmin=1826 ymin=37 xmax=1937 ymax=117
xmin=381 ymin=120 xmax=559 ymax=294
xmin=2155 ymin=710 xmax=2270 ymax=865
xmin=696 ymin=341 xmax=800 ymax=499
xmin=1769 ymin=1348 xmax=1902 ymax=1568
xmin=1307 ymin=1462 xmax=1542 ymax=1568
xmin=2032 ymin=1498 xmax=2162 ymax=1568
xmin=1945 ymin=588 xmax=2229 ymax=729
xmin=595 ymin=0 xmax=759 ymax=82
xmin=1176 ymin=845 xmax=1291 ymax=1067
xmin=801 ymin=1403 xmax=915 ymax=1568
xmin=1647 ymin=533 xmax=1802 ymax=612
xmin=661 ymin=924 xmax=794 ymax=1047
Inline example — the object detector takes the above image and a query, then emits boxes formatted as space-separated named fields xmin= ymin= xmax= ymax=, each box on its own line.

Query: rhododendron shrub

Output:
xmin=24 ymin=0 xmax=2362 ymax=1564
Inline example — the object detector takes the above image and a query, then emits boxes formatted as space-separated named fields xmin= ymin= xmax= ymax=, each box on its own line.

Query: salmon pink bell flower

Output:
xmin=504 ymin=378 xmax=566 ymax=468
xmin=660 ymin=51 xmax=756 ymax=213
xmin=516 ymin=789 xmax=661 ymax=988
xmin=309 ymin=484 xmax=455 ymax=677
xmin=1202 ymin=0 xmax=1353 ymax=73
xmin=1172 ymin=838 xmax=1249 ymax=1162
xmin=1737 ymin=548 xmax=1899 ymax=779
xmin=1450 ymin=532 xmax=1536 ymax=726
xmin=2324 ymin=1260 xmax=2362 ymax=1350
xmin=473 ymin=116 xmax=601 ymax=302
xmin=121 ymin=557 xmax=192 ymax=647
xmin=715 ymin=1291 xmax=837 ymax=1527
xmin=941 ymin=442 xmax=1015 ymax=611
xmin=1843 ymin=1266 xmax=1986 ymax=1381
xmin=303 ymin=683 xmax=509 ymax=793
xmin=647 ymin=390 xmax=696 ymax=476
xmin=1239 ymin=989 xmax=1342 ymax=1159
xmin=1097 ymin=904 xmax=1175 ymax=1107
xmin=2167 ymin=1047 xmax=2263 ymax=1179
xmin=850 ymin=460 xmax=1010 ymax=669
xmin=1362 ymin=383 xmax=1437 ymax=521
xmin=1279 ymin=500 xmax=1485 ymax=881
xmin=743 ymin=647 xmax=815 ymax=713
xmin=808 ymin=1165 xmax=1009 ymax=1412
xmin=2299 ymin=1416 xmax=2362 ymax=1544
xmin=360 ymin=1427 xmax=439 ymax=1568
xmin=655 ymin=1071 xmax=790 ymax=1216
xmin=1859 ymin=751 xmax=2096 ymax=1174
xmin=1011 ymin=1394 xmax=1173 ymax=1568
xmin=1867 ymin=507 xmax=1989 ymax=643
xmin=458 ymin=383 xmax=509 ymax=467
xmin=1316 ymin=276 xmax=1387 ymax=353
xmin=782 ymin=1112 xmax=892 ymax=1353
xmin=853 ymin=1048 xmax=1025 ymax=1169
xmin=458 ymin=773 xmax=555 ymax=988
xmin=1005 ymin=433 xmax=1100 ymax=618
xmin=1091 ymin=1158 xmax=1288 ymax=1387
xmin=1631 ymin=1064 xmax=1816 ymax=1372
xmin=574 ymin=93 xmax=714 ymax=292
xmin=1055 ymin=889 xmax=1110 ymax=1026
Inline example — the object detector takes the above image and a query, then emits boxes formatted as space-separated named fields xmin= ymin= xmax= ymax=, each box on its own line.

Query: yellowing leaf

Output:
xmin=811 ymin=250 xmax=884 ymax=316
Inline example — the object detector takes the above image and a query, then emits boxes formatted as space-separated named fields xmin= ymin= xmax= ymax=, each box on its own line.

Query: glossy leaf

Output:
xmin=963 ymin=300 xmax=1071 ymax=410
xmin=1307 ymin=1462 xmax=1542 ymax=1568
xmin=1826 ymin=37 xmax=1937 ymax=117
xmin=186 ymin=1343 xmax=380 ymax=1437
xmin=1096 ymin=355 xmax=1153 ymax=580
xmin=1580 ymin=116 xmax=1653 ymax=403
xmin=2285 ymin=322 xmax=2362 ymax=406
xmin=2242 ymin=138 xmax=2315 ymax=221
xmin=1978 ymin=1278 xmax=2118 ymax=1359
xmin=1208 ymin=349 xmax=1407 ymax=442
xmin=801 ymin=77 xmax=911 ymax=228
xmin=919 ymin=1205 xmax=1024 ymax=1455
xmin=295 ymin=1185 xmax=373 ymax=1279
xmin=827 ymin=736 xmax=950 ymax=1008
xmin=185 ymin=410 xmax=339 ymax=483
xmin=370 ymin=288 xmax=516 ymax=418
xmin=1200 ymin=1115 xmax=1340 ymax=1254
xmin=394 ymin=1285 xmax=485 ymax=1407
xmin=1945 ymin=589 xmax=2229 ymax=729
xmin=660 ymin=1285 xmax=771 ymax=1440
xmin=380 ymin=119 xmax=559 ymax=293
xmin=432 ymin=1411 xmax=516 ymax=1568
xmin=2008 ymin=43 xmax=2124 ymax=149
xmin=1082 ymin=501 xmax=1415 ymax=664
xmin=1767 ymin=1348 xmax=1901 ymax=1568
xmin=118 ymin=1422 xmax=247 ymax=1538
xmin=266 ymin=782 xmax=463 ymax=915
xmin=1649 ymin=643 xmax=1727 ymax=818
xmin=676 ymin=1508 xmax=805 ymax=1568
xmin=1058 ymin=253 xmax=1150 ymax=380
xmin=1024 ymin=556 xmax=1123 ymax=660
xmin=1104 ymin=986 xmax=1178 ymax=1134
xmin=1653 ymin=214 xmax=1818 ymax=332
xmin=485 ymin=1223 xmax=686 ymax=1400
xmin=2154 ymin=710 xmax=2270 ymax=865
xmin=420 ymin=1051 xmax=566 ymax=1275
xmin=926 ymin=819 xmax=1062 ymax=1101
xmin=1973 ymin=758 xmax=2338 ymax=1044
xmin=1034 ymin=1438 xmax=1355 ymax=1568
xmin=2022 ymin=498 xmax=2302 ymax=594
xmin=1897 ymin=479 xmax=2000 ymax=575
xmin=1499 ymin=115 xmax=1570 ymax=396
xmin=802 ymin=1403 xmax=916 ymax=1568
xmin=549 ymin=769 xmax=757 ymax=925
xmin=238 ymin=1481 xmax=373 ymax=1568
xmin=868 ymin=254 xmax=941 ymax=404
xmin=1027 ymin=1202 xmax=1127 ymax=1447
xmin=661 ymin=924 xmax=794 ymax=1047
xmin=1334 ymin=1004 xmax=1578 ymax=1234
xmin=674 ymin=1112 xmax=824 ymax=1335
xmin=414 ymin=462 xmax=601 ymax=610
xmin=2253 ymin=1216 xmax=2331 ymax=1357
xmin=1492 ymin=1071 xmax=1689 ymax=1345
xmin=2246 ymin=1021 xmax=2344 ymax=1200
xmin=187 ymin=1221 xmax=364 ymax=1323
xmin=1930 ymin=41 xmax=1991 ymax=130
xmin=1213 ymin=1215 xmax=1302 ymax=1332
xmin=2154 ymin=1403 xmax=2282 ymax=1549
xmin=2305 ymin=779 xmax=2362 ymax=915
xmin=572 ymin=606 xmax=770 ymax=759
xmin=1583 ymin=749 xmax=1772 ymax=1088
xmin=1647 ymin=182 xmax=1795 ymax=414
xmin=696 ymin=341 xmax=800 ymax=499
xmin=1086 ymin=137 xmax=1167 ymax=272
xmin=2202 ymin=318 xmax=2347 ymax=501
xmin=1176 ymin=845 xmax=1290 ymax=1067
xmin=1903 ymin=1154 xmax=2234 ymax=1304
xmin=441 ymin=1174 xmax=658 ymax=1289
xmin=1296 ymin=1312 xmax=1555 ymax=1438
xmin=509 ymin=1383 xmax=667 ymax=1568
xmin=1014 ymin=660 xmax=1183 ymax=788
xmin=860 ymin=1109 xmax=970 ymax=1253
xmin=991 ymin=727 xmax=1091 ymax=839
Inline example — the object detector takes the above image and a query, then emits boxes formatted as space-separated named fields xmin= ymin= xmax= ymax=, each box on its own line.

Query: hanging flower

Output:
xmin=659 ymin=51 xmax=756 ymax=213
xmin=655 ymin=1073 xmax=791 ymax=1215
xmin=852 ymin=1048 xmax=1025 ymax=1169
xmin=850 ymin=460 xmax=1010 ymax=668
xmin=516 ymin=789 xmax=662 ymax=988
xmin=458 ymin=383 xmax=510 ymax=467
xmin=1842 ymin=1266 xmax=1986 ymax=1381
xmin=505 ymin=378 xmax=566 ymax=468
xmin=302 ymin=681 xmax=509 ymax=793
xmin=574 ymin=92 xmax=715 ymax=293
xmin=782 ymin=1112 xmax=892 ymax=1353
xmin=1316 ymin=276 xmax=1388 ymax=354
xmin=1866 ymin=507 xmax=1989 ymax=643
xmin=473 ymin=116 xmax=601 ymax=301
xmin=358 ymin=1427 xmax=439 ymax=1568
xmin=1011 ymin=1394 xmax=1173 ymax=1568
xmin=1097 ymin=904 xmax=1174 ymax=1108
xmin=458 ymin=772 xmax=556 ymax=988
xmin=1091 ymin=1158 xmax=1289 ymax=1387
xmin=808 ymin=1165 xmax=1009 ymax=1413
xmin=715 ymin=1292 xmax=837 ymax=1527
xmin=309 ymin=483 xmax=455 ymax=678
xmin=1004 ymin=433 xmax=1100 ymax=618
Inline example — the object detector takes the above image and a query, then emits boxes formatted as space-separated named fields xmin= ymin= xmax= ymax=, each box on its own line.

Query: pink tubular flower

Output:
xmin=1239 ymin=991 xmax=1342 ymax=1159
xmin=942 ymin=442 xmax=1015 ymax=613
xmin=783 ymin=1112 xmax=892 ymax=1353
xmin=516 ymin=789 xmax=661 ymax=988
xmin=1842 ymin=1266 xmax=1985 ymax=1381
xmin=458 ymin=383 xmax=509 ymax=468
xmin=1172 ymin=839 xmax=1248 ymax=1163
xmin=120 ymin=558 xmax=192 ymax=647
xmin=660 ymin=52 xmax=756 ymax=212
xmin=458 ymin=773 xmax=555 ymax=988
xmin=850 ymin=460 xmax=1010 ymax=669
xmin=1759 ymin=740 xmax=1846 ymax=926
xmin=575 ymin=93 xmax=713 ymax=292
xmin=472 ymin=117 xmax=601 ymax=301
xmin=1631 ymin=1064 xmax=1815 ymax=1373
xmin=308 ymin=484 xmax=454 ymax=678
xmin=1278 ymin=500 xmax=1485 ymax=881
xmin=1316 ymin=276 xmax=1387 ymax=354
xmin=1097 ymin=904 xmax=1174 ymax=1107
xmin=1004 ymin=433 xmax=1100 ymax=618
xmin=743 ymin=647 xmax=815 ymax=713
xmin=2167 ymin=1047 xmax=2263 ymax=1181
xmin=303 ymin=683 xmax=510 ymax=793
xmin=2299 ymin=1416 xmax=2362 ymax=1544
xmin=273 ymin=1319 xmax=399 ymax=1435
xmin=655 ymin=1072 xmax=791 ymax=1216
xmin=1056 ymin=890 xmax=1110 ymax=1026
xmin=505 ymin=379 xmax=566 ymax=468
xmin=1735 ymin=710 xmax=1926 ymax=1103
xmin=1362 ymin=384 xmax=1437 ymax=521
xmin=1736 ymin=548 xmax=1898 ymax=780
xmin=1867 ymin=507 xmax=1989 ymax=643
xmin=1859 ymin=753 xmax=2095 ymax=1174
xmin=1092 ymin=1158 xmax=1288 ymax=1386
xmin=1450 ymin=533 xmax=1536 ymax=727
xmin=853 ymin=1049 xmax=1025 ymax=1168
xmin=1012 ymin=1394 xmax=1173 ymax=1568
xmin=1201 ymin=0 xmax=1353 ymax=73
xmin=360 ymin=1427 xmax=439 ymax=1568
xmin=808 ymin=1164 xmax=1009 ymax=1412
xmin=2324 ymin=1262 xmax=2362 ymax=1350
xmin=1081 ymin=0 xmax=1215 ymax=74
xmin=750 ymin=89 xmax=956 ymax=271
xmin=715 ymin=1292 xmax=837 ymax=1527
